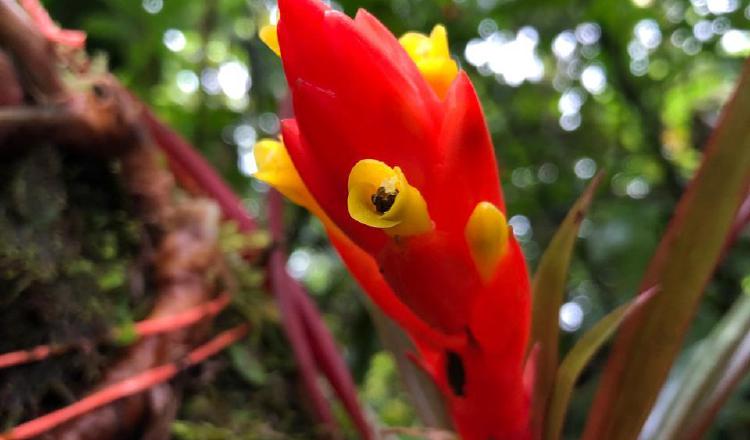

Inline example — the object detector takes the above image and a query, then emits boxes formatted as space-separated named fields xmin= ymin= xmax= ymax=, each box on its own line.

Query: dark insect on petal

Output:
xmin=371 ymin=186 xmax=398 ymax=213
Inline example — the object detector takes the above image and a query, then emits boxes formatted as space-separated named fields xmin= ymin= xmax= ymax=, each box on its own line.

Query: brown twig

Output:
xmin=0 ymin=0 xmax=64 ymax=100
xmin=0 ymin=78 xmax=142 ymax=154
xmin=0 ymin=50 xmax=21 ymax=105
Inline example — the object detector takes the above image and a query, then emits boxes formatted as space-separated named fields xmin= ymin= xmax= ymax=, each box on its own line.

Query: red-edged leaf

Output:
xmin=545 ymin=288 xmax=656 ymax=440
xmin=582 ymin=60 xmax=750 ymax=440
xmin=528 ymin=173 xmax=603 ymax=432
xmin=647 ymin=292 xmax=750 ymax=440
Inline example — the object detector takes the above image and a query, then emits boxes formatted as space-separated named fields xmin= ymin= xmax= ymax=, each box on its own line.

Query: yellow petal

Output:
xmin=399 ymin=32 xmax=433 ymax=59
xmin=465 ymin=201 xmax=510 ymax=281
xmin=347 ymin=159 xmax=433 ymax=237
xmin=253 ymin=139 xmax=314 ymax=209
xmin=416 ymin=57 xmax=459 ymax=100
xmin=399 ymin=24 xmax=458 ymax=99
xmin=253 ymin=138 xmax=349 ymax=240
xmin=428 ymin=25 xmax=450 ymax=58
xmin=259 ymin=24 xmax=280 ymax=57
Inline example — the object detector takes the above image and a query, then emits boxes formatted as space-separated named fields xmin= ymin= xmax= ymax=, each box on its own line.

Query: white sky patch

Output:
xmin=560 ymin=302 xmax=584 ymax=332
xmin=575 ymin=22 xmax=601 ymax=45
xmin=176 ymin=70 xmax=199 ymax=94
xmin=217 ymin=61 xmax=251 ymax=99
xmin=574 ymin=157 xmax=597 ymax=180
xmin=581 ymin=65 xmax=606 ymax=95
xmin=201 ymin=68 xmax=221 ymax=95
xmin=465 ymin=26 xmax=544 ymax=86
xmin=509 ymin=215 xmax=532 ymax=239
xmin=233 ymin=124 xmax=257 ymax=150
xmin=707 ymin=0 xmax=739 ymax=14
xmin=634 ymin=19 xmax=662 ymax=50
xmin=552 ymin=30 xmax=577 ymax=60
xmin=142 ymin=0 xmax=163 ymax=14
xmin=163 ymin=29 xmax=186 ymax=52
xmin=721 ymin=29 xmax=750 ymax=55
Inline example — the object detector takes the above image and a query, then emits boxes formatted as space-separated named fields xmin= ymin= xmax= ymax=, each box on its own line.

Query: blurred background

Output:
xmin=37 ymin=0 xmax=750 ymax=437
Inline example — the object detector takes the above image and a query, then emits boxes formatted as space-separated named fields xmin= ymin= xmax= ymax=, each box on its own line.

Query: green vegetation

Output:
xmin=3 ymin=0 xmax=749 ymax=437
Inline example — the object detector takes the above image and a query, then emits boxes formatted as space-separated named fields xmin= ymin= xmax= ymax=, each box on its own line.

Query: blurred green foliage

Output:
xmin=43 ymin=0 xmax=750 ymax=437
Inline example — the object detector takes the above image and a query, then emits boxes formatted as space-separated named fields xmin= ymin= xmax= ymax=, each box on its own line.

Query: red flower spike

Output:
xmin=260 ymin=0 xmax=532 ymax=438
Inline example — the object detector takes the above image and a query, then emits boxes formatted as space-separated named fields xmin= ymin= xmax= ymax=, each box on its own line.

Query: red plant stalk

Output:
xmin=132 ymin=291 xmax=231 ymax=336
xmin=253 ymin=0 xmax=532 ymax=437
xmin=268 ymin=189 xmax=373 ymax=438
xmin=294 ymin=244 xmax=374 ymax=438
xmin=267 ymin=190 xmax=339 ymax=434
xmin=0 ymin=292 xmax=231 ymax=370
xmin=0 ymin=324 xmax=249 ymax=440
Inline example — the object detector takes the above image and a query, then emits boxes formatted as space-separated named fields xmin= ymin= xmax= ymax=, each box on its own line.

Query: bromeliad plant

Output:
xmin=253 ymin=0 xmax=750 ymax=438
xmin=256 ymin=0 xmax=530 ymax=437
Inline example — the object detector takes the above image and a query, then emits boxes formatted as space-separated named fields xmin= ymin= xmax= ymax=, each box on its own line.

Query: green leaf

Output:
xmin=545 ymin=288 xmax=655 ymax=440
xmin=646 ymin=290 xmax=750 ymax=440
xmin=582 ymin=61 xmax=750 ymax=440
xmin=529 ymin=172 xmax=603 ymax=430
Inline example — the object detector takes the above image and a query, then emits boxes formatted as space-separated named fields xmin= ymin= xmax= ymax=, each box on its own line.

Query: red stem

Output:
xmin=267 ymin=190 xmax=339 ymax=435
xmin=0 ymin=324 xmax=249 ymax=440
xmin=295 ymin=279 xmax=374 ymax=439
xmin=132 ymin=292 xmax=231 ymax=336
xmin=0 ymin=292 xmax=231 ymax=370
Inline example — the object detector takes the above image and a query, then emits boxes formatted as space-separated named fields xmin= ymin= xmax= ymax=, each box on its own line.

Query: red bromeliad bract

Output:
xmin=254 ymin=0 xmax=532 ymax=438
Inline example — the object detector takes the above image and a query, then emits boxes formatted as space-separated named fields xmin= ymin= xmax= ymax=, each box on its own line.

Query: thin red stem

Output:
xmin=267 ymin=190 xmax=339 ymax=434
xmin=132 ymin=292 xmax=231 ymax=336
xmin=0 ymin=324 xmax=249 ymax=440
xmin=295 ymin=278 xmax=374 ymax=439
xmin=0 ymin=292 xmax=231 ymax=370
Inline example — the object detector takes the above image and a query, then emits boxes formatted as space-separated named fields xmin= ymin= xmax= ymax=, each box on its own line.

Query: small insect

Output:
xmin=371 ymin=186 xmax=398 ymax=214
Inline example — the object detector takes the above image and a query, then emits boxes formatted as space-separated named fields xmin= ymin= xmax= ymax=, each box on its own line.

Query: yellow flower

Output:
xmin=347 ymin=159 xmax=432 ymax=236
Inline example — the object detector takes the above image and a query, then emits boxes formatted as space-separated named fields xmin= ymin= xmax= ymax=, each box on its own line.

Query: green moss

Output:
xmin=0 ymin=145 xmax=142 ymax=427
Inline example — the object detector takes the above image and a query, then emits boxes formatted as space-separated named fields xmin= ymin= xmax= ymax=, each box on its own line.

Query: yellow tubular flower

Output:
xmin=465 ymin=201 xmax=510 ymax=281
xmin=399 ymin=25 xmax=459 ymax=99
xmin=253 ymin=139 xmax=317 ymax=210
xmin=260 ymin=24 xmax=281 ymax=56
xmin=348 ymin=159 xmax=433 ymax=237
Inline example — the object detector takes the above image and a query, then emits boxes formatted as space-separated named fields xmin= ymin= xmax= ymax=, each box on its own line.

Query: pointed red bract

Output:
xmin=436 ymin=72 xmax=505 ymax=229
